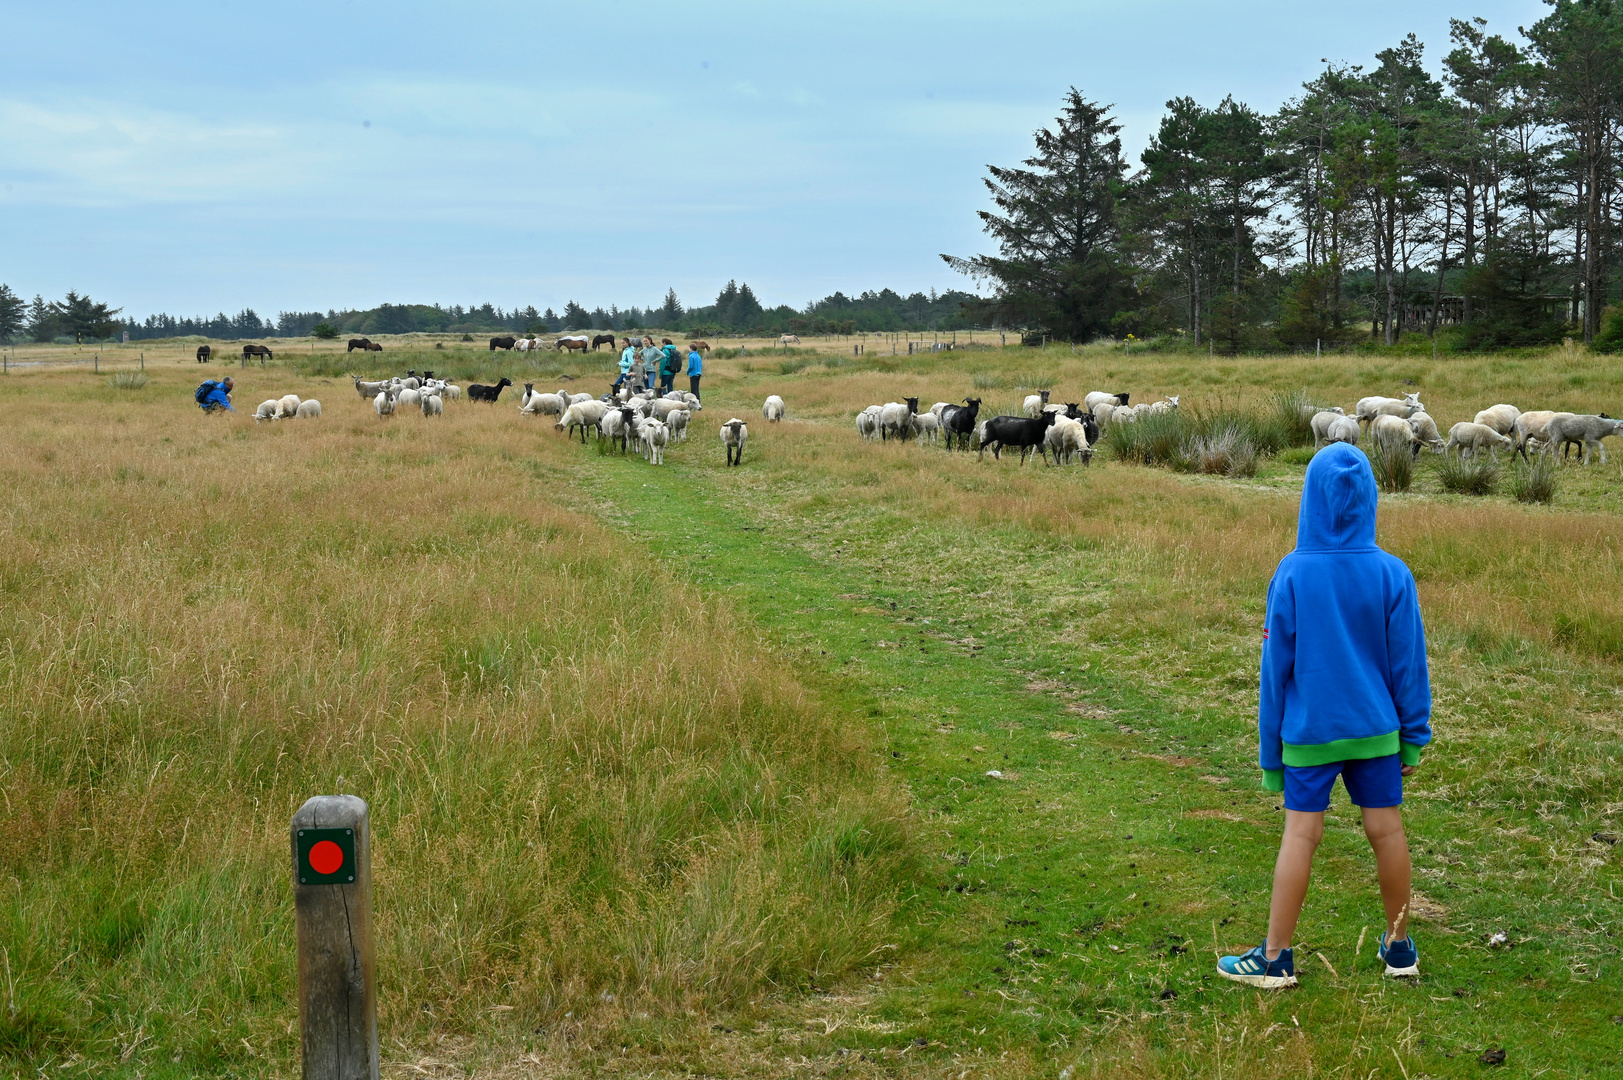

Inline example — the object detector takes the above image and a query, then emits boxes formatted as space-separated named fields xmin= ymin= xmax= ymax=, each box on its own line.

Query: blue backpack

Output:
xmin=194 ymin=381 xmax=219 ymax=405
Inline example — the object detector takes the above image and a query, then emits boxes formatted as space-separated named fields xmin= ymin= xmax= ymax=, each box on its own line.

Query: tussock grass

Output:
xmin=0 ymin=369 xmax=910 ymax=1072
xmin=1436 ymin=452 xmax=1501 ymax=495
xmin=1511 ymin=453 xmax=1558 ymax=503
xmin=1369 ymin=443 xmax=1414 ymax=492
xmin=106 ymin=371 xmax=149 ymax=390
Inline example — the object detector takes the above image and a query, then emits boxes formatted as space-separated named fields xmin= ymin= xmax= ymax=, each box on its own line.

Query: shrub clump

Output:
xmin=107 ymin=371 xmax=149 ymax=390
xmin=1436 ymin=453 xmax=1499 ymax=496
xmin=1510 ymin=453 xmax=1557 ymax=503
xmin=1186 ymin=423 xmax=1259 ymax=478
xmin=1370 ymin=445 xmax=1414 ymax=493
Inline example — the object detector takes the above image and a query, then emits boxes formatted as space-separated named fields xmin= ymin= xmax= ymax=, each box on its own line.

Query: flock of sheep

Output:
xmin=515 ymin=381 xmax=781 ymax=468
xmin=853 ymin=389 xmax=1179 ymax=465
xmin=354 ymin=373 xmax=462 ymax=417
xmin=252 ymin=393 xmax=322 ymax=421
xmin=1310 ymin=393 xmax=1622 ymax=464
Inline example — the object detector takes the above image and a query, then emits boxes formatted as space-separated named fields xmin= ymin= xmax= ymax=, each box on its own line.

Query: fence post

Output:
xmin=140 ymin=352 xmax=145 ymax=371
xmin=1316 ymin=339 xmax=1321 ymax=358
xmin=292 ymin=795 xmax=378 ymax=1080
xmin=95 ymin=354 xmax=99 ymax=373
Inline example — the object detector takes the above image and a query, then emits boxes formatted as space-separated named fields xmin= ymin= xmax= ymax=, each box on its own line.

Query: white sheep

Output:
xmin=1110 ymin=405 xmax=1137 ymax=425
xmin=1092 ymin=402 xmax=1117 ymax=428
xmin=274 ymin=394 xmax=300 ymax=418
xmin=1473 ymin=404 xmax=1520 ymax=435
xmin=253 ymin=399 xmax=282 ymax=422
xmin=1311 ymin=409 xmax=1349 ymax=447
xmin=1299 ymin=403 xmax=1344 ymax=421
xmin=421 ymin=392 xmax=443 ymax=417
xmin=557 ymin=400 xmax=609 ymax=442
xmin=652 ymin=398 xmax=690 ymax=422
xmin=721 ymin=418 xmax=748 ymax=466
xmin=666 ymin=407 xmax=691 ymax=444
xmin=353 ymin=376 xmax=388 ymax=398
xmin=1545 ymin=412 xmax=1623 ymax=464
xmin=1142 ymin=395 xmax=1180 ymax=414
xmin=1406 ymin=411 xmax=1446 ymax=454
xmin=1324 ymin=415 xmax=1360 ymax=446
xmin=374 ymin=389 xmax=397 ymax=417
xmin=1446 ymin=421 xmax=1514 ymax=460
xmin=440 ymin=382 xmax=462 ymax=402
xmin=1512 ymin=410 xmax=1559 ymax=457
xmin=1022 ymin=390 xmax=1051 ymax=417
xmin=1085 ymin=391 xmax=1129 ymax=413
xmin=1355 ymin=393 xmax=1422 ymax=429
xmin=397 ymin=387 xmax=422 ymax=411
xmin=856 ymin=405 xmax=883 ymax=440
xmin=1371 ymin=414 xmax=1421 ymax=457
xmin=910 ymin=410 xmax=941 ymax=445
xmin=763 ymin=394 xmax=786 ymax=422
xmin=930 ymin=401 xmax=951 ymax=420
xmin=879 ymin=399 xmax=920 ymax=441
xmin=295 ymin=399 xmax=322 ymax=419
xmin=1044 ymin=415 xmax=1091 ymax=465
xmin=641 ymin=417 xmax=669 ymax=464
xmin=400 ymin=377 xmax=421 ymax=390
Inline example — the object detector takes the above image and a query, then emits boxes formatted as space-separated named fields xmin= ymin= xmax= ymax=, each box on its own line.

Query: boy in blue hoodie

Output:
xmin=1217 ymin=442 xmax=1432 ymax=989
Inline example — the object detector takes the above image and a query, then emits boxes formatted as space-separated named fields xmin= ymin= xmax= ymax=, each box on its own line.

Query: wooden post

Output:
xmin=292 ymin=795 xmax=378 ymax=1080
xmin=140 ymin=352 xmax=145 ymax=371
xmin=94 ymin=354 xmax=99 ymax=373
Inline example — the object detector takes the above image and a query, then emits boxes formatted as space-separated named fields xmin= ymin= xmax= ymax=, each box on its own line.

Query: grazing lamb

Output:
xmin=1473 ymin=404 xmax=1520 ymax=435
xmin=1406 ymin=411 xmax=1446 ymax=453
xmin=374 ymin=389 xmax=397 ymax=417
xmin=763 ymin=395 xmax=786 ymax=422
xmin=1311 ymin=409 xmax=1349 ymax=447
xmin=353 ymin=376 xmax=389 ymax=399
xmin=1370 ymin=414 xmax=1422 ymax=458
xmin=720 ymin=418 xmax=748 ymax=466
xmin=641 ymin=418 xmax=670 ymax=465
xmin=1446 ymin=421 xmax=1514 ymax=460
xmin=1512 ymin=410 xmax=1560 ymax=459
xmin=939 ymin=398 xmax=981 ymax=451
xmin=276 ymin=394 xmax=301 ymax=419
xmin=1141 ymin=395 xmax=1180 ymax=414
xmin=1022 ymin=390 xmax=1051 ymax=417
xmin=910 ymin=410 xmax=942 ymax=445
xmin=1324 ymin=415 xmax=1360 ymax=447
xmin=467 ymin=378 xmax=514 ymax=403
xmin=557 ymin=400 xmax=610 ymax=443
xmin=880 ymin=397 xmax=920 ymax=441
xmin=254 ymin=399 xmax=281 ymax=422
xmin=521 ymin=389 xmax=567 ymax=417
xmin=420 ymin=393 xmax=443 ymax=417
xmin=295 ymin=399 xmax=322 ymax=419
xmin=1544 ymin=412 xmax=1623 ymax=464
xmin=1355 ymin=393 xmax=1422 ymax=430
xmin=1044 ymin=415 xmax=1093 ymax=466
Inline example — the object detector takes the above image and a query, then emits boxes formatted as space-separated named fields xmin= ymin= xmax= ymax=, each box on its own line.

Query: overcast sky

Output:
xmin=1 ymin=0 xmax=1544 ymax=319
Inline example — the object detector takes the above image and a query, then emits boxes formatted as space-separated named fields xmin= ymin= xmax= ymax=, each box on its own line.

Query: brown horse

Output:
xmin=555 ymin=335 xmax=591 ymax=353
xmin=364 ymin=341 xmax=384 ymax=352
xmin=590 ymin=334 xmax=617 ymax=351
xmin=687 ymin=341 xmax=710 ymax=354
xmin=347 ymin=337 xmax=372 ymax=352
xmin=489 ymin=336 xmax=517 ymax=351
xmin=242 ymin=344 xmax=273 ymax=364
xmin=196 ymin=345 xmax=211 ymax=363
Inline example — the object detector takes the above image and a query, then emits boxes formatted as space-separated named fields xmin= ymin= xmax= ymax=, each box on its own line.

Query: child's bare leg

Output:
xmin=1361 ymin=805 xmax=1411 ymax=941
xmin=1265 ymin=809 xmax=1325 ymax=957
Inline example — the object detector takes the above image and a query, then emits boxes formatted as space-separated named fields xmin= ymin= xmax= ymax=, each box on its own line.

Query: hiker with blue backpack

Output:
xmin=1217 ymin=442 xmax=1432 ymax=989
xmin=195 ymin=377 xmax=235 ymax=412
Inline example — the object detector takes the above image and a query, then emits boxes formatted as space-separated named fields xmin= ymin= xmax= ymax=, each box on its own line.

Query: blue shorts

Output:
xmin=1283 ymin=754 xmax=1402 ymax=812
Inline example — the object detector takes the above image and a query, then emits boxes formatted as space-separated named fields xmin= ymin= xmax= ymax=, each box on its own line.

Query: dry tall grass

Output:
xmin=0 ymin=366 xmax=911 ymax=1071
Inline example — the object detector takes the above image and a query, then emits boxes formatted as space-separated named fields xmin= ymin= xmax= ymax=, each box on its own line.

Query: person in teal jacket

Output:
xmin=639 ymin=338 xmax=661 ymax=391
xmin=686 ymin=348 xmax=702 ymax=401
xmin=615 ymin=340 xmax=635 ymax=391
xmin=1218 ymin=442 xmax=1431 ymax=990
xmin=658 ymin=339 xmax=679 ymax=394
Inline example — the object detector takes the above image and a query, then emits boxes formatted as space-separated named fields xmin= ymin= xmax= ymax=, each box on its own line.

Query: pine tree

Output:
xmin=0 ymin=284 xmax=23 ymax=343
xmin=562 ymin=301 xmax=591 ymax=329
xmin=943 ymin=88 xmax=1137 ymax=340
xmin=656 ymin=288 xmax=684 ymax=327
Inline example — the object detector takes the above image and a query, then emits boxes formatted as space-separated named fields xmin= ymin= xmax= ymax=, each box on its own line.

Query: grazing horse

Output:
xmin=555 ymin=335 xmax=591 ymax=353
xmin=242 ymin=344 xmax=274 ymax=362
xmin=590 ymin=334 xmax=617 ymax=351
xmin=346 ymin=338 xmax=372 ymax=352
xmin=687 ymin=341 xmax=710 ymax=354
xmin=779 ymin=334 xmax=800 ymax=345
xmin=364 ymin=341 xmax=383 ymax=352
xmin=489 ymin=336 xmax=517 ymax=351
xmin=196 ymin=345 xmax=211 ymax=363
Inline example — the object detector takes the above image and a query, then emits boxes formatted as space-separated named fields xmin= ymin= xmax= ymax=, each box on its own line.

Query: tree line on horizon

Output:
xmin=0 ymin=281 xmax=983 ymax=345
xmin=946 ymin=4 xmax=1623 ymax=353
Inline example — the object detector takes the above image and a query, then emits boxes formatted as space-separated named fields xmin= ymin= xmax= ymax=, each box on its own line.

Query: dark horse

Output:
xmin=347 ymin=338 xmax=373 ymax=352
xmin=489 ymin=336 xmax=517 ymax=351
xmin=242 ymin=344 xmax=274 ymax=363
xmin=196 ymin=345 xmax=211 ymax=363
xmin=590 ymin=334 xmax=617 ymax=351
xmin=363 ymin=341 xmax=383 ymax=352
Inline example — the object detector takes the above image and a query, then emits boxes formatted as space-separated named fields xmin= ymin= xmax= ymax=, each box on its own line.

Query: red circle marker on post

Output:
xmin=308 ymin=840 xmax=344 ymax=876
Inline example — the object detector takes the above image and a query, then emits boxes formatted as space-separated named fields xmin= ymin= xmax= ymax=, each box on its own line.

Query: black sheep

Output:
xmin=467 ymin=377 xmax=513 ymax=403
xmin=978 ymin=411 xmax=1058 ymax=465
xmin=939 ymin=397 xmax=981 ymax=451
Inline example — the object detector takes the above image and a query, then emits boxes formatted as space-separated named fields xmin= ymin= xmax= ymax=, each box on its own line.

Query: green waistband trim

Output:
xmin=1281 ymin=731 xmax=1399 ymax=766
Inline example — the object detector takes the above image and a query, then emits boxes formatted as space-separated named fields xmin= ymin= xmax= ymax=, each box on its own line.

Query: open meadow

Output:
xmin=1 ymin=336 xmax=1621 ymax=1078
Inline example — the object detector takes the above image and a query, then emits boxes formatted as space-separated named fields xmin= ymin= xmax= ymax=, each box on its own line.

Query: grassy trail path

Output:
xmin=569 ymin=441 xmax=1616 ymax=1079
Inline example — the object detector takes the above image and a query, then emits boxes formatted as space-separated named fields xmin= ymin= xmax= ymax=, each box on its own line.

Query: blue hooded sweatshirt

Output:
xmin=1258 ymin=442 xmax=1431 ymax=792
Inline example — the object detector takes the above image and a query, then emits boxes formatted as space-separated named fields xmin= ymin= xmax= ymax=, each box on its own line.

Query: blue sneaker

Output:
xmin=1378 ymin=933 xmax=1419 ymax=977
xmin=1216 ymin=944 xmax=1297 ymax=988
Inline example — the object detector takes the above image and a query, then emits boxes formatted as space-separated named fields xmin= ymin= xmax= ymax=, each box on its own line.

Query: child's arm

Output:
xmin=1387 ymin=569 xmax=1433 ymax=767
xmin=1258 ymin=571 xmax=1295 ymax=792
